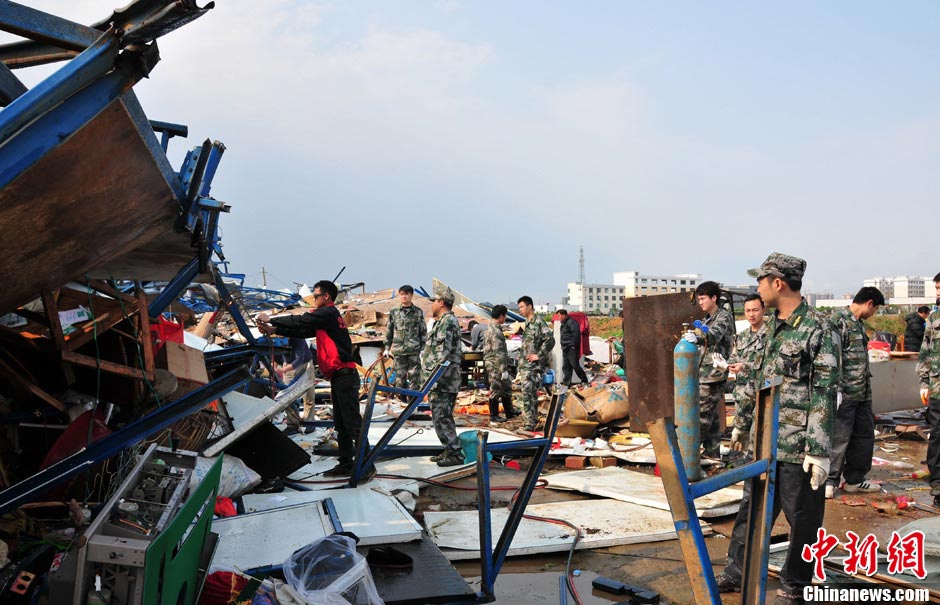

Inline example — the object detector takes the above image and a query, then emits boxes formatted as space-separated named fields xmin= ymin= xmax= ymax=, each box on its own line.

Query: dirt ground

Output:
xmin=419 ymin=433 xmax=937 ymax=605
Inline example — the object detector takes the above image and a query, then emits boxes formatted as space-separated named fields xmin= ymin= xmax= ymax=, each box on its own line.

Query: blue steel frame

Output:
xmin=348 ymin=362 xmax=451 ymax=487
xmin=475 ymin=390 xmax=567 ymax=600
xmin=0 ymin=365 xmax=251 ymax=516
xmin=650 ymin=379 xmax=781 ymax=605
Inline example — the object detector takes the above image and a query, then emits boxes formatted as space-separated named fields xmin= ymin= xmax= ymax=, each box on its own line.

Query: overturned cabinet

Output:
xmin=49 ymin=445 xmax=220 ymax=605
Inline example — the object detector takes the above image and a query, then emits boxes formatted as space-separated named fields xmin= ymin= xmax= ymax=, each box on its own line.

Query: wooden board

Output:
xmin=543 ymin=466 xmax=742 ymax=518
xmin=0 ymin=98 xmax=189 ymax=314
xmin=424 ymin=498 xmax=711 ymax=560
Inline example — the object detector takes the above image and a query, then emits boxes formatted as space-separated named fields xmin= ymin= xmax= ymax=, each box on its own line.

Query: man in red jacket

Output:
xmin=258 ymin=280 xmax=365 ymax=477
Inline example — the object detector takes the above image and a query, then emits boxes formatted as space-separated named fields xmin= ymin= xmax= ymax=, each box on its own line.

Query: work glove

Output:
xmin=382 ymin=349 xmax=391 ymax=359
xmin=802 ymin=455 xmax=830 ymax=491
xmin=501 ymin=371 xmax=510 ymax=381
xmin=682 ymin=332 xmax=697 ymax=344
xmin=730 ymin=427 xmax=749 ymax=452
xmin=711 ymin=352 xmax=728 ymax=370
xmin=922 ymin=387 xmax=931 ymax=406
xmin=836 ymin=392 xmax=843 ymax=409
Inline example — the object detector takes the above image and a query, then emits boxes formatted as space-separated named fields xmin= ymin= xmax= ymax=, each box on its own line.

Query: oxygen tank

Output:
xmin=675 ymin=323 xmax=702 ymax=481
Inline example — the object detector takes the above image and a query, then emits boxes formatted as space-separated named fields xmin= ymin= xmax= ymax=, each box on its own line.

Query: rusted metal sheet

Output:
xmin=0 ymin=97 xmax=184 ymax=314
xmin=622 ymin=292 xmax=704 ymax=429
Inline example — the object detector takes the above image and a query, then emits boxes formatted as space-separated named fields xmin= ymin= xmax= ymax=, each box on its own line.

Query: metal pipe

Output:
xmin=674 ymin=334 xmax=702 ymax=481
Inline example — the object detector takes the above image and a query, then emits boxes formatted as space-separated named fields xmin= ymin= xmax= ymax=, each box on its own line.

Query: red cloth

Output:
xmin=214 ymin=496 xmax=237 ymax=517
xmin=200 ymin=571 xmax=248 ymax=605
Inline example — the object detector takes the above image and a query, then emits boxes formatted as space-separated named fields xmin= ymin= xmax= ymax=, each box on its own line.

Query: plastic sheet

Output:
xmin=283 ymin=535 xmax=383 ymax=605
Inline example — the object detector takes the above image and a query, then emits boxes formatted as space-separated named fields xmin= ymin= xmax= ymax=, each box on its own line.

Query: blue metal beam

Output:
xmin=688 ymin=460 xmax=770 ymax=500
xmin=0 ymin=365 xmax=251 ymax=515
xmin=148 ymin=258 xmax=200 ymax=318
xmin=0 ymin=28 xmax=118 ymax=145
xmin=0 ymin=60 xmax=27 ymax=106
xmin=0 ymin=46 xmax=158 ymax=189
xmin=0 ymin=1 xmax=100 ymax=51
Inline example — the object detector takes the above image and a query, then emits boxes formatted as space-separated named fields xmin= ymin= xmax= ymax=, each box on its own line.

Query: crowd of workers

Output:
xmin=254 ymin=253 xmax=940 ymax=605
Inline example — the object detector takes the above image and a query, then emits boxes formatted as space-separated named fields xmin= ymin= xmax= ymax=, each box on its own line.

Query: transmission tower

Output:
xmin=578 ymin=246 xmax=585 ymax=286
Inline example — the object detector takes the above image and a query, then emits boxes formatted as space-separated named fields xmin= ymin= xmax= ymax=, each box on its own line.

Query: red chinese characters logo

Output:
xmin=842 ymin=531 xmax=879 ymax=577
xmin=801 ymin=528 xmax=840 ymax=581
xmin=886 ymin=530 xmax=926 ymax=579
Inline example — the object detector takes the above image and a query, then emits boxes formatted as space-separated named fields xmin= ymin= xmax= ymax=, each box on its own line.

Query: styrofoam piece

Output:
xmin=241 ymin=486 xmax=422 ymax=545
xmin=424 ymin=498 xmax=710 ymax=560
xmin=211 ymin=502 xmax=332 ymax=572
xmin=544 ymin=466 xmax=742 ymax=518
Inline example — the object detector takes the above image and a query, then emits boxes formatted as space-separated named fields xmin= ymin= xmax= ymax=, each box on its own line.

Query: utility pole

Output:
xmin=261 ymin=266 xmax=267 ymax=288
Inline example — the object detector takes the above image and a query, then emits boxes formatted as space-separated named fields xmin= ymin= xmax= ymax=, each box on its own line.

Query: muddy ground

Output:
xmin=414 ymin=432 xmax=937 ymax=604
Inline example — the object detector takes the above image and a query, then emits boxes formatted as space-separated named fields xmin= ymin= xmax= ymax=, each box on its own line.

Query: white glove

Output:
xmin=501 ymin=371 xmax=510 ymax=380
xmin=711 ymin=352 xmax=728 ymax=370
xmin=922 ymin=387 xmax=930 ymax=406
xmin=802 ymin=454 xmax=830 ymax=491
xmin=836 ymin=392 xmax=843 ymax=409
xmin=730 ymin=427 xmax=749 ymax=452
xmin=382 ymin=349 xmax=391 ymax=359
xmin=682 ymin=332 xmax=697 ymax=344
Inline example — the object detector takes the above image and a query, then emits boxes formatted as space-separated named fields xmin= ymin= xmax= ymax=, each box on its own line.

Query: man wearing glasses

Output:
xmin=258 ymin=280 xmax=366 ymax=478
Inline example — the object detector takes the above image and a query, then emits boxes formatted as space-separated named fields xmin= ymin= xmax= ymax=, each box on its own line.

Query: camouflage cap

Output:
xmin=747 ymin=252 xmax=806 ymax=281
xmin=430 ymin=286 xmax=455 ymax=306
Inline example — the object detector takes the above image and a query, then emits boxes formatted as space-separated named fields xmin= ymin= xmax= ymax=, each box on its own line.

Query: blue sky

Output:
xmin=12 ymin=2 xmax=940 ymax=303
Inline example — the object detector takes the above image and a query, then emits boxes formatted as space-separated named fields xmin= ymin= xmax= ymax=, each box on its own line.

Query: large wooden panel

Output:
xmin=0 ymin=99 xmax=180 ymax=313
xmin=622 ymin=292 xmax=704 ymax=427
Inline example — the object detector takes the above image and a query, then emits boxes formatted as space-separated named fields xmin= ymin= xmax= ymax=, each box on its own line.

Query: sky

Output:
xmin=9 ymin=2 xmax=940 ymax=303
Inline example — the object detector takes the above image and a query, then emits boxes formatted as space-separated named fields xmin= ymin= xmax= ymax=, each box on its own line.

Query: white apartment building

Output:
xmin=862 ymin=276 xmax=933 ymax=306
xmin=567 ymin=272 xmax=703 ymax=313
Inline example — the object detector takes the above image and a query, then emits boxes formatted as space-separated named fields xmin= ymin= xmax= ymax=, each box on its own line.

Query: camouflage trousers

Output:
xmin=485 ymin=358 xmax=515 ymax=417
xmin=393 ymin=353 xmax=422 ymax=391
xmin=700 ymin=380 xmax=726 ymax=457
xmin=518 ymin=367 xmax=543 ymax=430
xmin=429 ymin=391 xmax=460 ymax=453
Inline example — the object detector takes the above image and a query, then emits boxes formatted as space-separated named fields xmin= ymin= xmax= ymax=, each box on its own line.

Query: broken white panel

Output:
xmin=366 ymin=425 xmax=522 ymax=448
xmin=240 ymin=486 xmax=422 ymax=545
xmin=549 ymin=442 xmax=719 ymax=467
xmin=183 ymin=330 xmax=223 ymax=352
xmin=211 ymin=502 xmax=333 ymax=572
xmin=425 ymin=498 xmax=710 ymax=561
xmin=203 ymin=391 xmax=295 ymax=457
xmin=373 ymin=456 xmax=473 ymax=497
xmin=544 ymin=466 xmax=742 ymax=518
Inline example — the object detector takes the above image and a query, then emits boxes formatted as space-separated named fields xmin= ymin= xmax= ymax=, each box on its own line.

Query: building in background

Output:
xmin=566 ymin=271 xmax=702 ymax=313
xmin=862 ymin=276 xmax=933 ymax=306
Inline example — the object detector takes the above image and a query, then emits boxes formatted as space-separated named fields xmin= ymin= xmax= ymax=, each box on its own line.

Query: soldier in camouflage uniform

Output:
xmin=383 ymin=284 xmax=427 ymax=391
xmin=727 ymin=294 xmax=767 ymax=452
xmin=516 ymin=296 xmax=555 ymax=431
xmin=917 ymin=272 xmax=940 ymax=496
xmin=420 ymin=286 xmax=464 ymax=466
xmin=685 ymin=281 xmax=735 ymax=458
xmin=826 ymin=287 xmax=885 ymax=498
xmin=482 ymin=305 xmax=519 ymax=421
xmin=717 ymin=253 xmax=838 ymax=605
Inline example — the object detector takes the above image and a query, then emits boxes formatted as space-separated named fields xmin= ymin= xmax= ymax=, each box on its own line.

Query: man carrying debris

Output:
xmin=683 ymin=281 xmax=734 ymax=459
xmin=517 ymin=296 xmax=555 ymax=432
xmin=917 ymin=273 xmax=940 ymax=497
xmin=382 ymin=284 xmax=427 ymax=391
xmin=483 ymin=305 xmax=520 ymax=422
xmin=727 ymin=294 xmax=767 ymax=453
xmin=716 ymin=253 xmax=837 ymax=605
xmin=825 ymin=286 xmax=885 ymax=499
xmin=558 ymin=309 xmax=589 ymax=386
xmin=421 ymin=286 xmax=464 ymax=466
xmin=257 ymin=280 xmax=365 ymax=477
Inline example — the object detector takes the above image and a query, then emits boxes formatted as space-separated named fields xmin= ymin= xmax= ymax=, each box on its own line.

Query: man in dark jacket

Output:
xmin=558 ymin=309 xmax=588 ymax=385
xmin=905 ymin=306 xmax=929 ymax=352
xmin=258 ymin=280 xmax=366 ymax=477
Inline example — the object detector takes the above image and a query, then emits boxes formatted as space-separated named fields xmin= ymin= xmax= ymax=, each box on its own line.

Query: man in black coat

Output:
xmin=558 ymin=309 xmax=589 ymax=386
xmin=905 ymin=306 xmax=929 ymax=352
